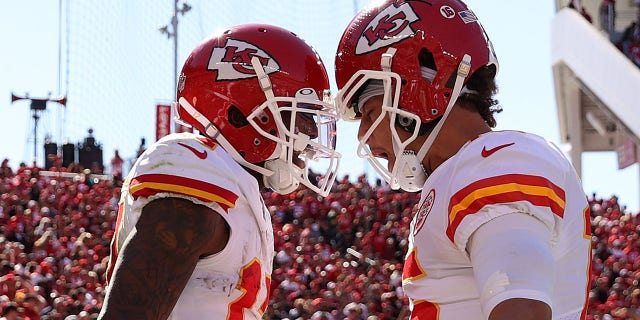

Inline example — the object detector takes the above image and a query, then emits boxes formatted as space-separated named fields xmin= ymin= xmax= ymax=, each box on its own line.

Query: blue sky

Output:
xmin=1 ymin=0 xmax=638 ymax=211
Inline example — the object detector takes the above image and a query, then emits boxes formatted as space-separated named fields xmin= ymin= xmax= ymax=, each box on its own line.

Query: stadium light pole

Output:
xmin=11 ymin=92 xmax=67 ymax=162
xmin=158 ymin=0 xmax=191 ymax=116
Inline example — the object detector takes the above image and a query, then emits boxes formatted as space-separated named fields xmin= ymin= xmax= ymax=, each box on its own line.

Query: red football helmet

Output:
xmin=334 ymin=0 xmax=498 ymax=191
xmin=175 ymin=24 xmax=341 ymax=196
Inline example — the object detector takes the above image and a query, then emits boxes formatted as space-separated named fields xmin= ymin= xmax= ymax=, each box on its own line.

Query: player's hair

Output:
xmin=458 ymin=65 xmax=502 ymax=128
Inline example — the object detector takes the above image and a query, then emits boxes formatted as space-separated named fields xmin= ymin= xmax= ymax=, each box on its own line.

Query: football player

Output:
xmin=98 ymin=24 xmax=341 ymax=319
xmin=334 ymin=1 xmax=591 ymax=319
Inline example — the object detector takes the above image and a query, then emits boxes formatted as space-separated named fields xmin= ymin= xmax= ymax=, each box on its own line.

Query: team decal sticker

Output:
xmin=440 ymin=5 xmax=478 ymax=24
xmin=440 ymin=5 xmax=456 ymax=19
xmin=458 ymin=10 xmax=478 ymax=24
xmin=413 ymin=188 xmax=435 ymax=236
xmin=208 ymin=38 xmax=280 ymax=80
xmin=357 ymin=2 xmax=481 ymax=55
xmin=356 ymin=2 xmax=419 ymax=55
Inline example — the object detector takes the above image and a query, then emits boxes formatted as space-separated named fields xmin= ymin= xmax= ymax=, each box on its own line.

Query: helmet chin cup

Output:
xmin=263 ymin=158 xmax=300 ymax=195
xmin=393 ymin=152 xmax=426 ymax=192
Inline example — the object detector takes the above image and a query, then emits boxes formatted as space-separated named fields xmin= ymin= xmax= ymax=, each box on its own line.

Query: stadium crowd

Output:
xmin=1 ymin=157 xmax=639 ymax=319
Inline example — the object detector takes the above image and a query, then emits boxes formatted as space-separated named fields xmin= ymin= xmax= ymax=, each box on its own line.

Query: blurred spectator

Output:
xmin=344 ymin=301 xmax=367 ymax=320
xmin=3 ymin=157 xmax=640 ymax=318
xmin=20 ymin=293 xmax=44 ymax=320
xmin=135 ymin=138 xmax=146 ymax=158
xmin=600 ymin=0 xmax=616 ymax=33
xmin=568 ymin=0 xmax=593 ymax=23
xmin=1 ymin=159 xmax=13 ymax=179
xmin=618 ymin=21 xmax=637 ymax=50
xmin=621 ymin=22 xmax=640 ymax=67
xmin=108 ymin=150 xmax=123 ymax=185
xmin=311 ymin=310 xmax=332 ymax=320
xmin=0 ymin=302 xmax=21 ymax=320
xmin=581 ymin=6 xmax=593 ymax=23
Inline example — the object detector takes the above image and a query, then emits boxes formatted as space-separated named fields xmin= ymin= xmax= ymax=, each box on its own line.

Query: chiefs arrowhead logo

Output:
xmin=356 ymin=2 xmax=419 ymax=55
xmin=208 ymin=38 xmax=280 ymax=80
xmin=413 ymin=188 xmax=435 ymax=236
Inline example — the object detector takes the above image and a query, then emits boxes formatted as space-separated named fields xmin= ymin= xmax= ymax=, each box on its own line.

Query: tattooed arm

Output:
xmin=98 ymin=197 xmax=230 ymax=320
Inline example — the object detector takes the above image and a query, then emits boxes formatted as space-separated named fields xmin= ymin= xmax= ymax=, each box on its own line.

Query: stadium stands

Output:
xmin=0 ymin=158 xmax=639 ymax=319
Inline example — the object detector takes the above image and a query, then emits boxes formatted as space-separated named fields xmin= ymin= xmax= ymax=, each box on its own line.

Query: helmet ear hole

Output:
xmin=396 ymin=114 xmax=417 ymax=133
xmin=444 ymin=72 xmax=457 ymax=89
xmin=418 ymin=48 xmax=437 ymax=71
xmin=228 ymin=105 xmax=249 ymax=128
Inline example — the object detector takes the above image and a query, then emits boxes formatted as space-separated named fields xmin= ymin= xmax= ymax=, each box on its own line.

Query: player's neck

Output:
xmin=424 ymin=107 xmax=492 ymax=173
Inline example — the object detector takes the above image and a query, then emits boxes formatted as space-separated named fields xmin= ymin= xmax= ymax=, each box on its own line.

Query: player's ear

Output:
xmin=228 ymin=105 xmax=249 ymax=128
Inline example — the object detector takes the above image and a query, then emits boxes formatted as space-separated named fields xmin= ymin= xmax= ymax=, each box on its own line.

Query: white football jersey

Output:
xmin=402 ymin=131 xmax=591 ymax=320
xmin=107 ymin=133 xmax=274 ymax=320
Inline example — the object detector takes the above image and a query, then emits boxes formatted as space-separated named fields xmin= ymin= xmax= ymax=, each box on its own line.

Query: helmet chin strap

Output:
xmin=393 ymin=54 xmax=472 ymax=192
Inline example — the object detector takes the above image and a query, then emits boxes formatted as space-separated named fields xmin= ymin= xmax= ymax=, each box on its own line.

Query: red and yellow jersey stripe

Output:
xmin=129 ymin=173 xmax=238 ymax=212
xmin=446 ymin=174 xmax=566 ymax=243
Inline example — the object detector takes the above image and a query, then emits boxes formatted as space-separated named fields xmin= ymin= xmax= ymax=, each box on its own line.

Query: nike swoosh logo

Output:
xmin=178 ymin=142 xmax=207 ymax=159
xmin=481 ymin=142 xmax=515 ymax=158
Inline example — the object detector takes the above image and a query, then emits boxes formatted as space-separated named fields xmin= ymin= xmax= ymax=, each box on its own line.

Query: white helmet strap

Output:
xmin=252 ymin=56 xmax=276 ymax=101
xmin=391 ymin=54 xmax=471 ymax=191
xmin=415 ymin=54 xmax=472 ymax=162
xmin=250 ymin=56 xmax=300 ymax=194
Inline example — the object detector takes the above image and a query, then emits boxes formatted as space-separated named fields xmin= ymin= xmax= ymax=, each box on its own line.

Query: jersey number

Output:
xmin=227 ymin=259 xmax=270 ymax=319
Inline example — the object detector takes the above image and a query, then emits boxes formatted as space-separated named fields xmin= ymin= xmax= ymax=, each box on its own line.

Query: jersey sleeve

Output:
xmin=445 ymin=135 xmax=568 ymax=251
xmin=468 ymin=213 xmax=554 ymax=315
xmin=126 ymin=136 xmax=240 ymax=212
